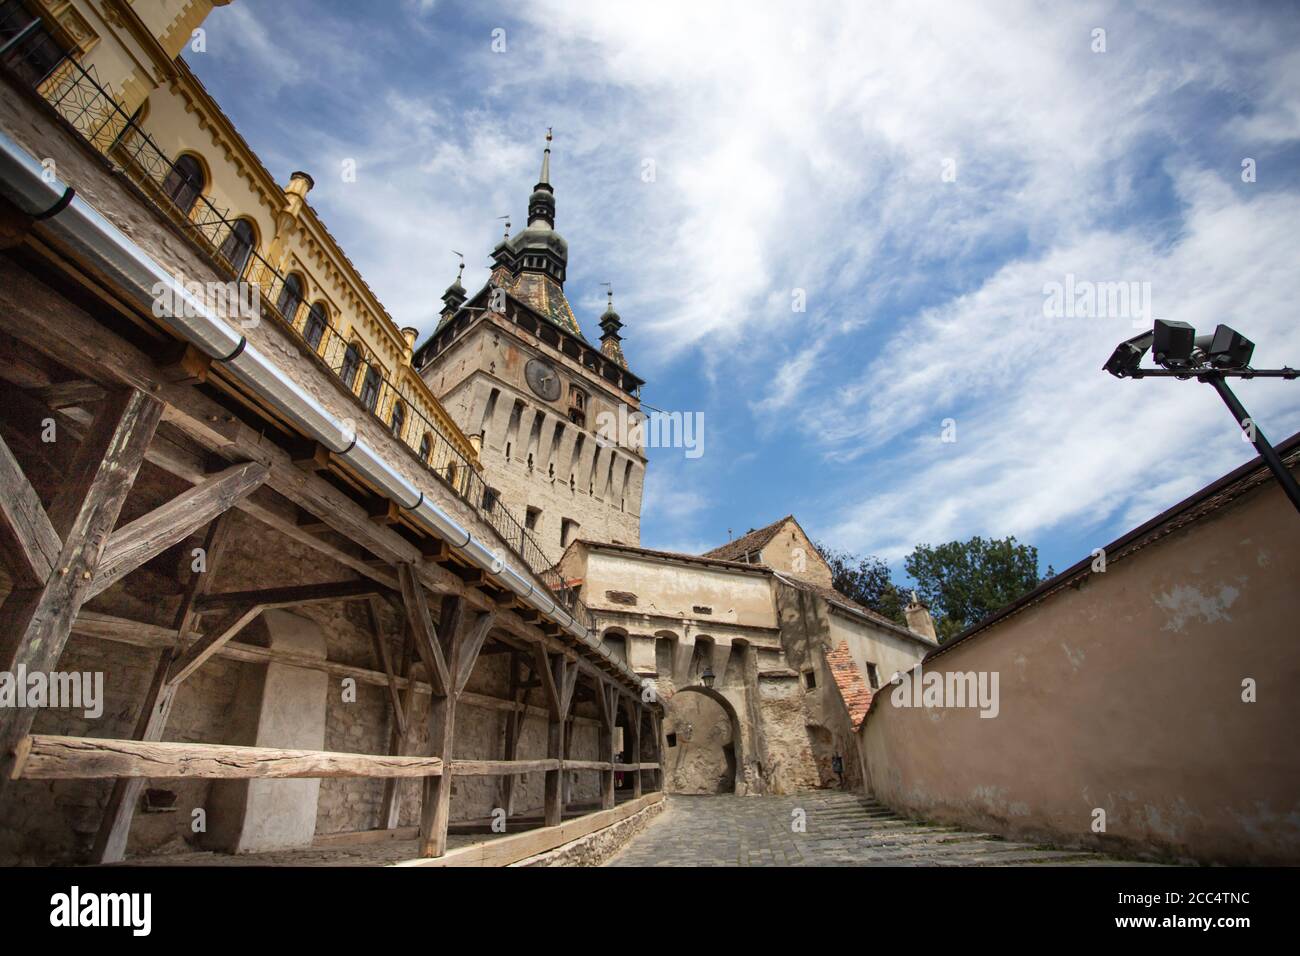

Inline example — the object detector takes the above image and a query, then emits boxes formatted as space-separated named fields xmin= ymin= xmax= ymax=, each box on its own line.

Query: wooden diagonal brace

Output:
xmin=453 ymin=611 xmax=496 ymax=697
xmin=0 ymin=428 xmax=61 ymax=587
xmin=89 ymin=460 xmax=268 ymax=598
xmin=165 ymin=602 xmax=263 ymax=686
xmin=397 ymin=562 xmax=450 ymax=697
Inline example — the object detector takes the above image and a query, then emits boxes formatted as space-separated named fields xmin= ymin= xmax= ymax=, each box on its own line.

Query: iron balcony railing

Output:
xmin=2 ymin=28 xmax=589 ymax=628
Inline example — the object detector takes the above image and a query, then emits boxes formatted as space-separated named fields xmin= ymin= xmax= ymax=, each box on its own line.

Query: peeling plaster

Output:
xmin=1154 ymin=583 xmax=1240 ymax=632
xmin=1061 ymin=644 xmax=1086 ymax=670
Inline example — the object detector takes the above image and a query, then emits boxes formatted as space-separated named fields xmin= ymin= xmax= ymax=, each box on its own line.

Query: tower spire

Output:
xmin=539 ymin=127 xmax=552 ymax=185
xmin=527 ymin=128 xmax=556 ymax=229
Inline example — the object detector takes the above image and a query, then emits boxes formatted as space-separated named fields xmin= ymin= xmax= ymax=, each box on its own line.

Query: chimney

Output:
xmin=400 ymin=326 xmax=418 ymax=364
xmin=285 ymin=170 xmax=315 ymax=199
xmin=904 ymin=591 xmax=937 ymax=641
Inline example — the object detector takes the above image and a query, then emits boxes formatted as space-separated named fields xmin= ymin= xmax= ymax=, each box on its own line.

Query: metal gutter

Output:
xmin=0 ymin=129 xmax=639 ymax=689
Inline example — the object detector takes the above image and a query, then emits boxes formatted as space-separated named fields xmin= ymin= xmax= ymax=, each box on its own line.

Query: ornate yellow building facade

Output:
xmin=7 ymin=0 xmax=478 ymax=471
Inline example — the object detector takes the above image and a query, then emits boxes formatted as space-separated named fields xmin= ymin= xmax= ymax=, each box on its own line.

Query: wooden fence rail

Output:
xmin=10 ymin=735 xmax=444 ymax=781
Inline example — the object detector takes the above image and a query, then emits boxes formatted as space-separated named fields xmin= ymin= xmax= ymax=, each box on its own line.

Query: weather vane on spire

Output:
xmin=601 ymin=281 xmax=614 ymax=309
xmin=497 ymin=215 xmax=510 ymax=239
xmin=451 ymin=250 xmax=465 ymax=280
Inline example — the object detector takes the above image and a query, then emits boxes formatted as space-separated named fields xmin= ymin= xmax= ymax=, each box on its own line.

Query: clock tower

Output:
xmin=413 ymin=135 xmax=646 ymax=564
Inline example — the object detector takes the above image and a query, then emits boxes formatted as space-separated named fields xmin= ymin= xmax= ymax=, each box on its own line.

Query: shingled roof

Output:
xmin=702 ymin=515 xmax=794 ymax=563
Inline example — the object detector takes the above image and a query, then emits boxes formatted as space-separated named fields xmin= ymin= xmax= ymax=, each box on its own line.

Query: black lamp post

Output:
xmin=1104 ymin=320 xmax=1300 ymax=515
xmin=700 ymin=666 xmax=715 ymax=689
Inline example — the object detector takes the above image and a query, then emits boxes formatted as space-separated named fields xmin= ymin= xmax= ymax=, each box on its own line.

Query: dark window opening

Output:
xmin=803 ymin=670 xmax=817 ymax=690
xmin=360 ymin=366 xmax=381 ymax=411
xmin=418 ymin=432 xmax=432 ymax=463
xmin=866 ymin=663 xmax=880 ymax=690
xmin=0 ymin=2 xmax=72 ymax=86
xmin=666 ymin=733 xmax=678 ymax=748
xmin=390 ymin=400 xmax=405 ymax=439
xmin=162 ymin=154 xmax=205 ymax=216
xmin=218 ymin=218 xmax=256 ymax=276
xmin=304 ymin=302 xmax=327 ymax=350
xmin=275 ymin=273 xmax=304 ymax=322
xmin=525 ymin=506 xmax=541 ymax=531
xmin=340 ymin=343 xmax=360 ymax=390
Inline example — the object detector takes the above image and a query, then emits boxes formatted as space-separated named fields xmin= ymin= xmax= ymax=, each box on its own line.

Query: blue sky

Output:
xmin=185 ymin=0 xmax=1300 ymax=581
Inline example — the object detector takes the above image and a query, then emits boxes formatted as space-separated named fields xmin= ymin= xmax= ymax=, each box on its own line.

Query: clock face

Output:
xmin=524 ymin=358 xmax=562 ymax=401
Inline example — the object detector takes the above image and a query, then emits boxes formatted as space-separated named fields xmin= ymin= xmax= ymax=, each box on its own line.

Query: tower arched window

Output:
xmin=418 ymin=431 xmax=432 ymax=463
xmin=304 ymin=302 xmax=328 ymax=350
xmin=275 ymin=273 xmax=304 ymax=322
xmin=390 ymin=400 xmax=406 ymax=439
xmin=162 ymin=154 xmax=205 ymax=216
xmin=218 ymin=217 xmax=257 ymax=276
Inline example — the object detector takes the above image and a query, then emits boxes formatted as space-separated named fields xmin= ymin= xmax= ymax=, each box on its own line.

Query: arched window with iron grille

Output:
xmin=360 ymin=365 xmax=381 ymax=412
xmin=218 ymin=218 xmax=256 ymax=276
xmin=275 ymin=273 xmax=304 ymax=322
xmin=390 ymin=400 xmax=405 ymax=439
xmin=162 ymin=154 xmax=205 ymax=216
xmin=340 ymin=342 xmax=361 ymax=390
xmin=304 ymin=302 xmax=328 ymax=350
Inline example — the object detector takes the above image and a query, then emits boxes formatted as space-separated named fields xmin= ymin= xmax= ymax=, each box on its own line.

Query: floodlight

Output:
xmin=1152 ymin=319 xmax=1197 ymax=368
xmin=1105 ymin=321 xmax=1300 ymax=515
xmin=1103 ymin=330 xmax=1153 ymax=378
xmin=1201 ymin=324 xmax=1255 ymax=369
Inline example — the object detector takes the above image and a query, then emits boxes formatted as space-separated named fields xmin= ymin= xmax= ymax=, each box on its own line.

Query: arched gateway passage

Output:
xmin=665 ymin=685 xmax=745 ymax=795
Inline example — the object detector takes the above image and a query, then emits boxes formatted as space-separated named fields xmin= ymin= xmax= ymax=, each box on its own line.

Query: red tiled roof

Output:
xmin=825 ymin=640 xmax=873 ymax=730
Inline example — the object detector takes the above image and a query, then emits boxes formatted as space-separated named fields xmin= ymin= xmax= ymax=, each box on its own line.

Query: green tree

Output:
xmin=813 ymin=543 xmax=907 ymax=626
xmin=903 ymin=535 xmax=1051 ymax=643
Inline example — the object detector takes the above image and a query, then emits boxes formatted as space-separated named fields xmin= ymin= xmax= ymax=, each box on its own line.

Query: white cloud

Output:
xmin=818 ymin=168 xmax=1300 ymax=558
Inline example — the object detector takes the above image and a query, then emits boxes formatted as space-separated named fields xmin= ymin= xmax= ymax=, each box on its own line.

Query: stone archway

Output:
xmin=665 ymin=685 xmax=746 ymax=795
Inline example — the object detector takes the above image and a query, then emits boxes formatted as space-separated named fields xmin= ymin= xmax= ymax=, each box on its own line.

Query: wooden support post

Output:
xmin=648 ymin=709 xmax=664 ymax=792
xmin=379 ymin=620 xmax=416 ymax=830
xmin=497 ymin=653 xmax=526 ymax=818
xmin=539 ymin=650 xmax=576 ymax=828
xmin=0 ymin=387 xmax=162 ymax=787
xmin=419 ymin=686 xmax=457 ymax=857
xmin=91 ymin=512 xmax=234 ymax=864
xmin=626 ymin=698 xmax=644 ymax=799
xmin=598 ymin=682 xmax=617 ymax=810
xmin=416 ymin=591 xmax=494 ymax=858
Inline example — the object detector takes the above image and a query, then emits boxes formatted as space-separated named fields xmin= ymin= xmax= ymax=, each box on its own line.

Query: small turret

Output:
xmin=599 ymin=285 xmax=627 ymax=368
xmin=440 ymin=256 xmax=467 ymax=320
